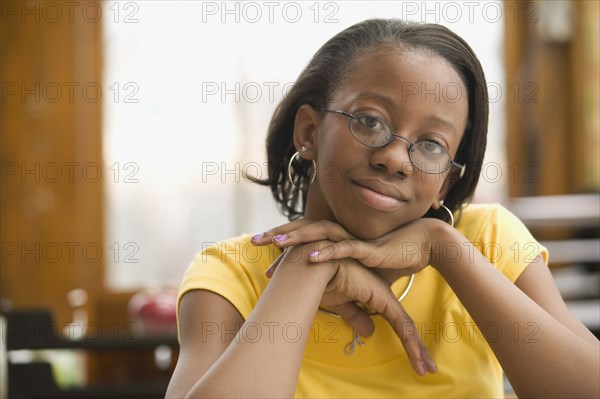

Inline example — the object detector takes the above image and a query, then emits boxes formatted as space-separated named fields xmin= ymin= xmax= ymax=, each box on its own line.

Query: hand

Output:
xmin=253 ymin=221 xmax=438 ymax=375
xmin=252 ymin=218 xmax=424 ymax=314
xmin=253 ymin=218 xmax=445 ymax=279
xmin=253 ymin=219 xmax=361 ymax=278
xmin=273 ymin=242 xmax=437 ymax=376
xmin=259 ymin=230 xmax=377 ymax=336
xmin=253 ymin=220 xmax=381 ymax=329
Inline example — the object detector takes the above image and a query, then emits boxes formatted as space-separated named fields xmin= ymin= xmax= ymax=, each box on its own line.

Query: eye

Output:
xmin=417 ymin=140 xmax=445 ymax=154
xmin=355 ymin=114 xmax=387 ymax=132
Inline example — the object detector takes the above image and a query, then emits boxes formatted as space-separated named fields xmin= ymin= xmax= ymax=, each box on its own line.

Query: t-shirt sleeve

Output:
xmin=459 ymin=204 xmax=549 ymax=283
xmin=176 ymin=236 xmax=277 ymax=324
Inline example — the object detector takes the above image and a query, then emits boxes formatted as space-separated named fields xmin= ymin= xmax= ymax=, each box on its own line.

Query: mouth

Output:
xmin=351 ymin=179 xmax=407 ymax=212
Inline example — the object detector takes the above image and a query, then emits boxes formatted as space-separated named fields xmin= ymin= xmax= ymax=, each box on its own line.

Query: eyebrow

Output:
xmin=352 ymin=91 xmax=458 ymax=136
xmin=422 ymin=115 xmax=458 ymax=136
xmin=353 ymin=91 xmax=397 ymax=110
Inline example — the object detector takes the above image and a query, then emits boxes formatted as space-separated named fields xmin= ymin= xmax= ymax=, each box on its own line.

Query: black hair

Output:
xmin=249 ymin=19 xmax=488 ymax=224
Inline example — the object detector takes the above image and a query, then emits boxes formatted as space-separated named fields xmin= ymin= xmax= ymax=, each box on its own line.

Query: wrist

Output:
xmin=274 ymin=245 xmax=338 ymax=287
xmin=427 ymin=218 xmax=460 ymax=273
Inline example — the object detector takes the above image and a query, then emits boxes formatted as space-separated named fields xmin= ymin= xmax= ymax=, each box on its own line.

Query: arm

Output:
xmin=167 ymin=243 xmax=430 ymax=398
xmin=165 ymin=290 xmax=244 ymax=398
xmin=263 ymin=218 xmax=600 ymax=397
xmin=514 ymin=255 xmax=599 ymax=347
xmin=167 ymin=247 xmax=335 ymax=399
xmin=432 ymin=221 xmax=600 ymax=398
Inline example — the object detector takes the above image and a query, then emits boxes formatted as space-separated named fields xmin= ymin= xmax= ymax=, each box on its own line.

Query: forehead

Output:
xmin=333 ymin=50 xmax=469 ymax=135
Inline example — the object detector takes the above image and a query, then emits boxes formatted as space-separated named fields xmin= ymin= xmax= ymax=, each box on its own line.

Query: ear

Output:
xmin=432 ymin=169 xmax=461 ymax=209
xmin=292 ymin=104 xmax=321 ymax=160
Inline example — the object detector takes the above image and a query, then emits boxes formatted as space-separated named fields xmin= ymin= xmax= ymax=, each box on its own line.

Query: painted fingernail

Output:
xmin=308 ymin=250 xmax=320 ymax=258
xmin=252 ymin=233 xmax=264 ymax=241
xmin=273 ymin=234 xmax=287 ymax=243
xmin=265 ymin=264 xmax=275 ymax=277
xmin=429 ymin=362 xmax=438 ymax=373
xmin=420 ymin=349 xmax=436 ymax=373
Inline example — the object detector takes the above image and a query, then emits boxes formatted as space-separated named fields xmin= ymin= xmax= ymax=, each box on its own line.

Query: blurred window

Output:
xmin=102 ymin=1 xmax=505 ymax=290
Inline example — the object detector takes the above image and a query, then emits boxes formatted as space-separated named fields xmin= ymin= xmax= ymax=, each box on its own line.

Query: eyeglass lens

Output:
xmin=349 ymin=116 xmax=451 ymax=173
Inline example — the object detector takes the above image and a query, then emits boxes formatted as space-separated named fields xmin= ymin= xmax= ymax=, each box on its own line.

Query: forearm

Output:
xmin=186 ymin=258 xmax=334 ymax=398
xmin=432 ymin=224 xmax=600 ymax=398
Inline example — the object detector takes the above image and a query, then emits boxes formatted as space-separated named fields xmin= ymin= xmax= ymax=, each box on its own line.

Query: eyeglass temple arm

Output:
xmin=321 ymin=109 xmax=353 ymax=118
xmin=452 ymin=162 xmax=466 ymax=178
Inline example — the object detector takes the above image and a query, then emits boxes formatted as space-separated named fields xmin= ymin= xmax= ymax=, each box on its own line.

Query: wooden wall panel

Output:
xmin=504 ymin=1 xmax=525 ymax=197
xmin=504 ymin=0 xmax=600 ymax=197
xmin=570 ymin=0 xmax=600 ymax=192
xmin=1 ymin=1 xmax=104 ymax=328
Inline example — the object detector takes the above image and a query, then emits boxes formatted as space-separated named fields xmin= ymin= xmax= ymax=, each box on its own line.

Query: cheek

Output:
xmin=315 ymin=147 xmax=352 ymax=202
xmin=315 ymin=125 xmax=360 ymax=184
xmin=411 ymin=172 xmax=448 ymax=209
xmin=317 ymin=159 xmax=343 ymax=188
xmin=416 ymin=172 xmax=448 ymax=191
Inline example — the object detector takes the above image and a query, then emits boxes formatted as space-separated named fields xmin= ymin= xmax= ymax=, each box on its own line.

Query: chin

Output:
xmin=341 ymin=217 xmax=399 ymax=241
xmin=337 ymin=207 xmax=426 ymax=240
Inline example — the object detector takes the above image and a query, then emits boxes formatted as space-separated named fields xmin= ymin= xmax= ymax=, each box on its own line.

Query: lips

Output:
xmin=351 ymin=178 xmax=408 ymax=211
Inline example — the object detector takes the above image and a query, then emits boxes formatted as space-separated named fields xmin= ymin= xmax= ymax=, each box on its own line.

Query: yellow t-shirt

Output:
xmin=178 ymin=203 xmax=549 ymax=398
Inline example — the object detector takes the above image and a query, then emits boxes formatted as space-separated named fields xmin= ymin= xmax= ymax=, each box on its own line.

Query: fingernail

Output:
xmin=308 ymin=250 xmax=319 ymax=258
xmin=421 ymin=361 xmax=427 ymax=376
xmin=265 ymin=264 xmax=275 ymax=277
xmin=420 ymin=349 xmax=437 ymax=373
xmin=273 ymin=234 xmax=287 ymax=243
xmin=429 ymin=362 xmax=438 ymax=373
xmin=252 ymin=233 xmax=264 ymax=241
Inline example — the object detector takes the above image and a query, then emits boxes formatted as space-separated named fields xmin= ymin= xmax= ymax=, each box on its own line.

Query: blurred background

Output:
xmin=1 ymin=0 xmax=599 ymax=398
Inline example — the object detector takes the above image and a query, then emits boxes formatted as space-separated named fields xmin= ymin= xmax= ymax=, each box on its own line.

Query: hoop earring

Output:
xmin=287 ymin=148 xmax=317 ymax=189
xmin=439 ymin=200 xmax=455 ymax=227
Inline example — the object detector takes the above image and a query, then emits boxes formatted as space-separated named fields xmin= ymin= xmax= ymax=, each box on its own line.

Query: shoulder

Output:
xmin=456 ymin=202 xmax=527 ymax=240
xmin=183 ymin=233 xmax=280 ymax=292
xmin=455 ymin=203 xmax=548 ymax=281
xmin=178 ymin=234 xmax=281 ymax=320
xmin=194 ymin=234 xmax=281 ymax=269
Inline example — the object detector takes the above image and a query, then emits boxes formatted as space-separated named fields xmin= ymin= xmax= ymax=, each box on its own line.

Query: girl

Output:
xmin=167 ymin=19 xmax=599 ymax=398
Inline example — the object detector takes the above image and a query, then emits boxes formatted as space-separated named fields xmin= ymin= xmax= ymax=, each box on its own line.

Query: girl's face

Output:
xmin=303 ymin=50 xmax=469 ymax=239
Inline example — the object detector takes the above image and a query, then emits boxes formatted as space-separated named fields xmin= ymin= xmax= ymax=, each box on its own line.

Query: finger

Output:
xmin=308 ymin=239 xmax=388 ymax=269
xmin=374 ymin=268 xmax=413 ymax=286
xmin=251 ymin=219 xmax=313 ymax=245
xmin=329 ymin=262 xmax=434 ymax=375
xmin=348 ymin=267 xmax=435 ymax=375
xmin=265 ymin=251 xmax=285 ymax=278
xmin=330 ymin=302 xmax=375 ymax=337
xmin=419 ymin=339 xmax=437 ymax=373
xmin=272 ymin=220 xmax=356 ymax=249
xmin=385 ymin=304 xmax=435 ymax=376
xmin=266 ymin=241 xmax=322 ymax=278
xmin=269 ymin=241 xmax=333 ymax=278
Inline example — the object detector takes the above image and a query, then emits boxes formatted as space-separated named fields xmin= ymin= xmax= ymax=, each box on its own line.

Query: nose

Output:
xmin=369 ymin=135 xmax=415 ymax=176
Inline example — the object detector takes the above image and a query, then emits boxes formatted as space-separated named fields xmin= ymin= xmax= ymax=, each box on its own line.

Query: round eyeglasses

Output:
xmin=322 ymin=109 xmax=465 ymax=177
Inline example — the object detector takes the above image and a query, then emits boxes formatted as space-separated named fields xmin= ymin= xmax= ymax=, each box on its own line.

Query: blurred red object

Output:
xmin=128 ymin=287 xmax=178 ymax=336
